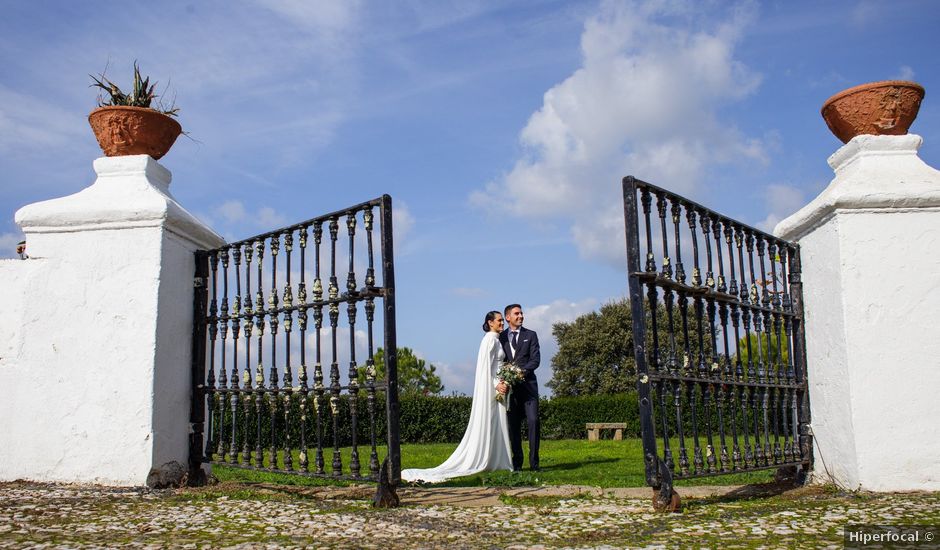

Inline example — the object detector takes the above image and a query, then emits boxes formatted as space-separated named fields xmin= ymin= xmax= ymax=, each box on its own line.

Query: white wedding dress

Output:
xmin=401 ymin=331 xmax=513 ymax=482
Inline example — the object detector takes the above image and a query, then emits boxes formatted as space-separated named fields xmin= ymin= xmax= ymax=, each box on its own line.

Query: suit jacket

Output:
xmin=500 ymin=326 xmax=541 ymax=387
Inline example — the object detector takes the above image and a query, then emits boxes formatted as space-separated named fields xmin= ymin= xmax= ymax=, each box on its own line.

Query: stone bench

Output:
xmin=586 ymin=422 xmax=626 ymax=441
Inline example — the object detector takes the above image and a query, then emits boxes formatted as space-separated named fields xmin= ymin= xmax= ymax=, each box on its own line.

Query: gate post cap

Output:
xmin=15 ymin=155 xmax=224 ymax=255
xmin=775 ymin=134 xmax=940 ymax=241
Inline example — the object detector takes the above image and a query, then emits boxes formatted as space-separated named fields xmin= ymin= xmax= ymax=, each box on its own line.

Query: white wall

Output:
xmin=776 ymin=134 xmax=940 ymax=491
xmin=840 ymin=209 xmax=940 ymax=491
xmin=151 ymin=230 xmax=204 ymax=469
xmin=0 ymin=258 xmax=38 ymax=366
xmin=0 ymin=156 xmax=222 ymax=486
xmin=793 ymin=216 xmax=860 ymax=487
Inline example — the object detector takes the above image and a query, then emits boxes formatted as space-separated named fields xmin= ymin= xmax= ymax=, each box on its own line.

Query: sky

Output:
xmin=2 ymin=0 xmax=938 ymax=396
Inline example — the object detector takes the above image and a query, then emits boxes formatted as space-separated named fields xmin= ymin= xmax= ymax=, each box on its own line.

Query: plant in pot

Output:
xmin=88 ymin=63 xmax=182 ymax=160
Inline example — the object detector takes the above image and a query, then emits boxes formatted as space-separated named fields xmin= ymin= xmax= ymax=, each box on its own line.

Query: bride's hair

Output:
xmin=482 ymin=311 xmax=501 ymax=332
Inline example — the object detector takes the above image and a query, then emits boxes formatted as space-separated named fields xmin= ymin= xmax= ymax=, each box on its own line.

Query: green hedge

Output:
xmin=399 ymin=394 xmax=474 ymax=443
xmin=540 ymin=393 xmax=641 ymax=440
xmin=398 ymin=393 xmax=643 ymax=442
xmin=206 ymin=391 xmax=643 ymax=450
xmin=397 ymin=389 xmax=724 ymax=443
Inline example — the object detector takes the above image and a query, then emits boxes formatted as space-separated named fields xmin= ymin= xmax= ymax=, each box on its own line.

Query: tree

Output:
xmin=548 ymin=298 xmax=715 ymax=396
xmin=734 ymin=332 xmax=790 ymax=372
xmin=358 ymin=347 xmax=444 ymax=395
xmin=548 ymin=299 xmax=637 ymax=396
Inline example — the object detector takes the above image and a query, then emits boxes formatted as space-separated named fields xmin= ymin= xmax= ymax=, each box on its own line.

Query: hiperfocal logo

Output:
xmin=844 ymin=525 xmax=938 ymax=549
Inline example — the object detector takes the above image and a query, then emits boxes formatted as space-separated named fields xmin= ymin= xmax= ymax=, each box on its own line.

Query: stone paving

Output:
xmin=1 ymin=480 xmax=938 ymax=548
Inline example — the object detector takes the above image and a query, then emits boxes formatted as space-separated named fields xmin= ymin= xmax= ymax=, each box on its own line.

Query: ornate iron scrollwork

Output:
xmin=623 ymin=177 xmax=811 ymax=512
xmin=190 ymin=197 xmax=400 ymax=503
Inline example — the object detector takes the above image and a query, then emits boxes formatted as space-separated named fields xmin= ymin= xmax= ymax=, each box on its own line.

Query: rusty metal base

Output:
xmin=372 ymin=457 xmax=400 ymax=508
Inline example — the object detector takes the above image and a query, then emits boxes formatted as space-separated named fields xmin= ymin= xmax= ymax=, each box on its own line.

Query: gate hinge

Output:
xmin=194 ymin=276 xmax=207 ymax=288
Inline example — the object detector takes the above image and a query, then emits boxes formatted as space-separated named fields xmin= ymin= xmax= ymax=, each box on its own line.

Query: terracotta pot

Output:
xmin=821 ymin=80 xmax=925 ymax=144
xmin=88 ymin=106 xmax=182 ymax=160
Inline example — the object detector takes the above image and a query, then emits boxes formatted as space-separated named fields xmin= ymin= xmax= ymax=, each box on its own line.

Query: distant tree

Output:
xmin=733 ymin=333 xmax=790 ymax=372
xmin=548 ymin=300 xmax=637 ymax=397
xmin=358 ymin=347 xmax=444 ymax=395
xmin=548 ymin=298 xmax=715 ymax=396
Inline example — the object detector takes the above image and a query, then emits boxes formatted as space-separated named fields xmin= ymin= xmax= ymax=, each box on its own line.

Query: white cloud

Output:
xmin=894 ymin=65 xmax=916 ymax=81
xmin=392 ymin=200 xmax=416 ymax=253
xmin=471 ymin=0 xmax=764 ymax=266
xmin=216 ymin=200 xmax=248 ymax=224
xmin=401 ymin=0 xmax=491 ymax=34
xmin=850 ymin=0 xmax=879 ymax=28
xmin=756 ymin=183 xmax=807 ymax=233
xmin=767 ymin=183 xmax=807 ymax=214
xmin=257 ymin=207 xmax=288 ymax=228
xmin=523 ymin=298 xmax=600 ymax=392
xmin=522 ymin=297 xmax=601 ymax=393
xmin=205 ymin=200 xmax=292 ymax=236
xmin=524 ymin=298 xmax=600 ymax=345
xmin=254 ymin=0 xmax=361 ymax=34
xmin=0 ymin=1 xmax=366 ymax=193
xmin=0 ymin=86 xmax=86 ymax=156
xmin=432 ymin=359 xmax=475 ymax=397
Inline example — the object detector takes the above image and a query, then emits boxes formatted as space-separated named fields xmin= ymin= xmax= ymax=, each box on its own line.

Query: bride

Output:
xmin=401 ymin=311 xmax=513 ymax=482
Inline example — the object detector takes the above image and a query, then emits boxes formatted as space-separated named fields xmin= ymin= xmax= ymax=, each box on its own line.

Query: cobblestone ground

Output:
xmin=1 ymin=481 xmax=938 ymax=549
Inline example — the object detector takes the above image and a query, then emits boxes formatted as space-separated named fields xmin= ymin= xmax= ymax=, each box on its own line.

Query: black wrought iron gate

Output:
xmin=622 ymin=177 xmax=811 ymax=510
xmin=188 ymin=195 xmax=401 ymax=499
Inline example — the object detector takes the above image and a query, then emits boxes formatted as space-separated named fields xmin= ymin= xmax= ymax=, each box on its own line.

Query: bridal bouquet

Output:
xmin=495 ymin=361 xmax=524 ymax=411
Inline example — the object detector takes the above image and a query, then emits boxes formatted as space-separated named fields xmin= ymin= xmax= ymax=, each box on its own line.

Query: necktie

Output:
xmin=511 ymin=331 xmax=518 ymax=351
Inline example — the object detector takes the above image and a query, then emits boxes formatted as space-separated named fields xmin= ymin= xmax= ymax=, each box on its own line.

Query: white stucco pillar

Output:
xmin=775 ymin=134 xmax=940 ymax=491
xmin=0 ymin=155 xmax=223 ymax=486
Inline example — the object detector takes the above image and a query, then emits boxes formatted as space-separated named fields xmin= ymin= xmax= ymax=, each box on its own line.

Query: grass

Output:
xmin=211 ymin=438 xmax=774 ymax=488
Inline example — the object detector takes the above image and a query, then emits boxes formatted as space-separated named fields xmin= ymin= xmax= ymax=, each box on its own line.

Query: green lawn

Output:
xmin=211 ymin=438 xmax=774 ymax=488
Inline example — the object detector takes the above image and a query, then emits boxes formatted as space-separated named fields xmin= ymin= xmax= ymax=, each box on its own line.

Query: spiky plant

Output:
xmin=90 ymin=62 xmax=179 ymax=116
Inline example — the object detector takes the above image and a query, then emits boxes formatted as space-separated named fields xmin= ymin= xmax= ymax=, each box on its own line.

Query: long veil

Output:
xmin=401 ymin=331 xmax=512 ymax=482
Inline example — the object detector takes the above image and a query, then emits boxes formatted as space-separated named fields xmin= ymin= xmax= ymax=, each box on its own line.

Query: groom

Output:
xmin=498 ymin=304 xmax=541 ymax=471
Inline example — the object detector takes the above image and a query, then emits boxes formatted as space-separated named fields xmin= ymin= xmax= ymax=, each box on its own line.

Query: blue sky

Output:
xmin=2 ymin=0 xmax=938 ymax=395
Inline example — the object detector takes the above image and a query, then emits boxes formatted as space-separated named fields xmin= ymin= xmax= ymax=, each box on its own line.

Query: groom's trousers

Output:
xmin=508 ymin=388 xmax=540 ymax=470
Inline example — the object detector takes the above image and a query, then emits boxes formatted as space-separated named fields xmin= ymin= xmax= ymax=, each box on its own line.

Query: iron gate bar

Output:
xmin=380 ymin=196 xmax=401 ymax=485
xmin=188 ymin=195 xmax=400 ymax=490
xmin=188 ymin=250 xmax=210 ymax=486
xmin=622 ymin=176 xmax=811 ymax=510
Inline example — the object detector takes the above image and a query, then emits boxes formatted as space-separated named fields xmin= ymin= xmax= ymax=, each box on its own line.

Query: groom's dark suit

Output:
xmin=500 ymin=326 xmax=540 ymax=470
